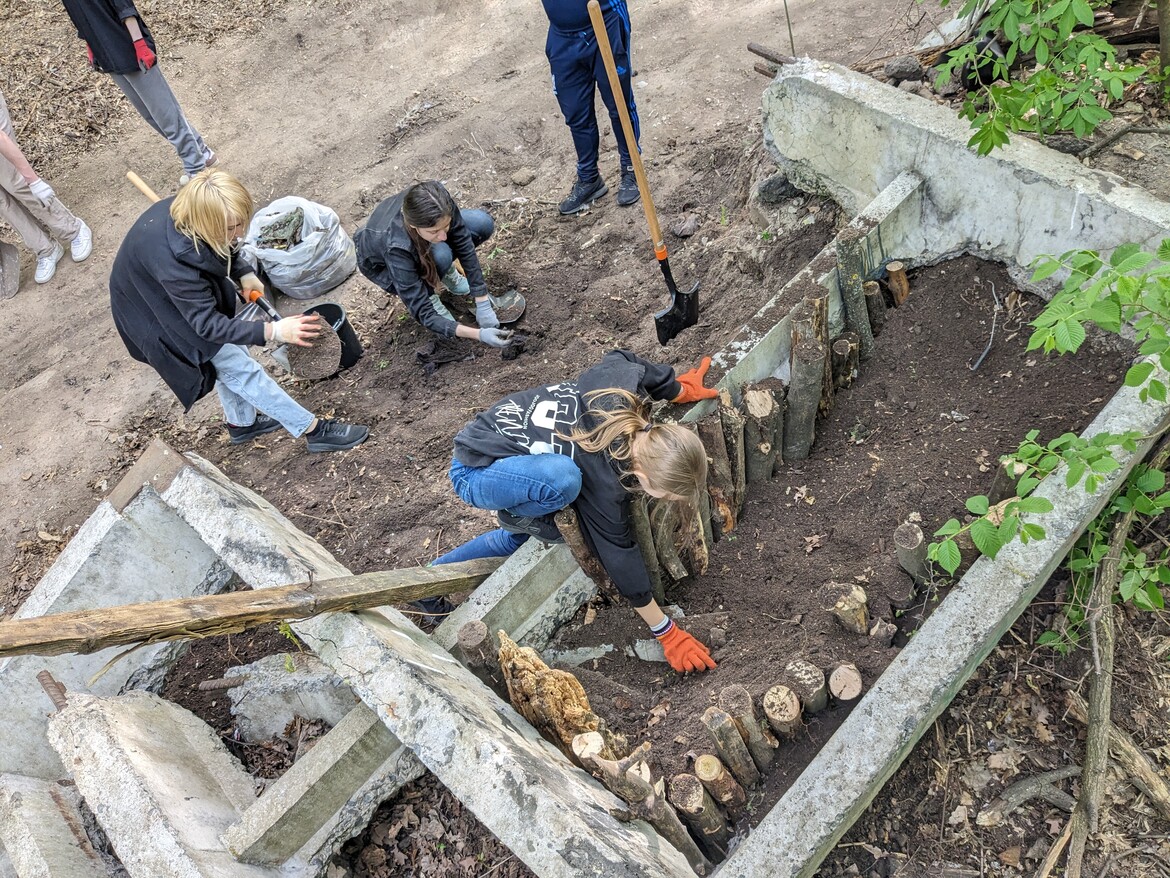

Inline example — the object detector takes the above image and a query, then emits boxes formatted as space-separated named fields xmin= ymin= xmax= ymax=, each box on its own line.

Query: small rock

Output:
xmin=630 ymin=639 xmax=668 ymax=663
xmin=884 ymin=54 xmax=923 ymax=82
xmin=897 ymin=79 xmax=921 ymax=94
xmin=511 ymin=167 xmax=536 ymax=187
xmin=708 ymin=627 xmax=728 ymax=648
xmin=1045 ymin=135 xmax=1084 ymax=155
xmin=756 ymin=172 xmax=799 ymax=205
xmin=926 ymin=67 xmax=960 ymax=97
xmin=670 ymin=212 xmax=701 ymax=238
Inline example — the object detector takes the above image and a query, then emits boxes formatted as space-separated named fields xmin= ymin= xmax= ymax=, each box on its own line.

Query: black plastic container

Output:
xmin=303 ymin=302 xmax=362 ymax=369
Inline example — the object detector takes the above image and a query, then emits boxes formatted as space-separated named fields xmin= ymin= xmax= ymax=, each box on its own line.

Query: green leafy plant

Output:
xmin=935 ymin=0 xmax=1144 ymax=154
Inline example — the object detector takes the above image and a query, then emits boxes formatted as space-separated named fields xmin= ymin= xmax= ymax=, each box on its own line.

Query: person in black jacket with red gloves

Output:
xmin=428 ymin=350 xmax=720 ymax=673
xmin=60 ymin=0 xmax=214 ymax=183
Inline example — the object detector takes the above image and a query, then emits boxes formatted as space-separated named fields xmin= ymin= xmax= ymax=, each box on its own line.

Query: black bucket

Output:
xmin=303 ymin=302 xmax=362 ymax=370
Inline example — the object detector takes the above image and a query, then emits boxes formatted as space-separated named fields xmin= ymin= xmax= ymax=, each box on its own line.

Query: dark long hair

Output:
xmin=402 ymin=181 xmax=456 ymax=291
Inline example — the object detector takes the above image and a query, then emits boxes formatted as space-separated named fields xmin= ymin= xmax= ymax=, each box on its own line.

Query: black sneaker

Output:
xmin=304 ymin=419 xmax=369 ymax=453
xmin=497 ymin=510 xmax=565 ymax=544
xmin=558 ymin=177 xmax=608 ymax=215
xmin=227 ymin=414 xmax=283 ymax=445
xmin=616 ymin=168 xmax=640 ymax=207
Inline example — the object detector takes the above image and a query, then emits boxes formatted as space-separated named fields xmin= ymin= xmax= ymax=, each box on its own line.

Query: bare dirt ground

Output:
xmin=5 ymin=0 xmax=1170 ymax=877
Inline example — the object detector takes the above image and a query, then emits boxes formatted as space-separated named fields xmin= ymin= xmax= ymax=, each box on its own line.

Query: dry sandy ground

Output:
xmin=0 ymin=0 xmax=949 ymax=607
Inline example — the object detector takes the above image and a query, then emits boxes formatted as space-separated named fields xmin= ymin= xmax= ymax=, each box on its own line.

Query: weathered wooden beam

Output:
xmin=0 ymin=558 xmax=504 ymax=658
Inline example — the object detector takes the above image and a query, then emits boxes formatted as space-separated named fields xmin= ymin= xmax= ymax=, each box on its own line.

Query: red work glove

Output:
xmin=134 ymin=39 xmax=156 ymax=72
xmin=85 ymin=42 xmax=94 ymax=67
xmin=656 ymin=620 xmax=717 ymax=673
xmin=673 ymin=356 xmax=718 ymax=404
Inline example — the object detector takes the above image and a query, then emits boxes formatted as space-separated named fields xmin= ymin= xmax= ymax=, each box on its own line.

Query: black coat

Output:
xmin=109 ymin=199 xmax=264 ymax=411
xmin=60 ymin=0 xmax=157 ymax=75
xmin=354 ymin=188 xmax=488 ymax=339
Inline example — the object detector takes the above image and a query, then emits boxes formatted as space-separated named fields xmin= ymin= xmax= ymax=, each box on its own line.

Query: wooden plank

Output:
xmin=0 ymin=558 xmax=504 ymax=658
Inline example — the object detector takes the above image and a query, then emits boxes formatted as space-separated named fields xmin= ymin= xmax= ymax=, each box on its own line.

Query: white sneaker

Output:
xmin=34 ymin=242 xmax=64 ymax=284
xmin=441 ymin=263 xmax=470 ymax=296
xmin=70 ymin=221 xmax=93 ymax=262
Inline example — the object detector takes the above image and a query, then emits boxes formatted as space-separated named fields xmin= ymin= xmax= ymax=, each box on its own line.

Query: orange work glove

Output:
xmin=673 ymin=356 xmax=719 ymax=404
xmin=656 ymin=621 xmax=717 ymax=673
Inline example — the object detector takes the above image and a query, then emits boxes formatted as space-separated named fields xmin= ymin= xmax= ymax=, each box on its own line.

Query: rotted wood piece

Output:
xmin=863 ymin=280 xmax=887 ymax=336
xmin=719 ymin=391 xmax=746 ymax=520
xmin=830 ymin=332 xmax=859 ymax=391
xmin=828 ymin=662 xmax=863 ymax=704
xmin=742 ymin=381 xmax=784 ymax=482
xmin=696 ymin=413 xmax=737 ymax=535
xmin=701 ymin=706 xmax=760 ymax=788
xmin=784 ymin=659 xmax=827 ymax=714
xmin=976 ymin=766 xmax=1081 ymax=827
xmin=555 ymin=507 xmax=621 ymax=604
xmin=805 ymin=286 xmax=834 ymax=417
xmin=782 ymin=338 xmax=825 ymax=462
xmin=835 ymin=227 xmax=875 ymax=361
xmin=886 ymin=261 xmax=910 ymax=306
xmin=827 ymin=581 xmax=869 ymax=635
xmin=651 ymin=500 xmax=690 ymax=582
xmin=893 ymin=521 xmax=929 ymax=586
xmin=987 ymin=457 xmax=1029 ymax=505
xmin=499 ymin=632 xmax=625 ymax=762
xmin=686 ymin=497 xmax=711 ymax=577
xmin=762 ymin=684 xmax=802 ymax=738
xmin=456 ymin=620 xmax=508 ymax=699
xmin=669 ymin=773 xmax=731 ymax=860
xmin=573 ymin=736 xmax=712 ymax=875
xmin=630 ymin=495 xmax=665 ymax=605
xmin=694 ymin=754 xmax=747 ymax=816
xmin=718 ymin=684 xmax=778 ymax=771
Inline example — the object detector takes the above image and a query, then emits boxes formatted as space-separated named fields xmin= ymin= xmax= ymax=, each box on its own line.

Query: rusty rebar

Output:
xmin=197 ymin=676 xmax=246 ymax=692
xmin=36 ymin=670 xmax=68 ymax=711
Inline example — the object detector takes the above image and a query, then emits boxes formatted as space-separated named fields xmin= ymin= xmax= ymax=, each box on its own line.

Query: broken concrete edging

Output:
xmin=0 ymin=773 xmax=108 ymax=877
xmin=719 ymin=364 xmax=1170 ymax=875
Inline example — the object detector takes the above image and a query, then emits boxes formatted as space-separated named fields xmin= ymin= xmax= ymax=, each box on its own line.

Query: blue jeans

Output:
xmin=211 ymin=344 xmax=314 ymax=436
xmin=433 ymin=455 xmax=583 ymax=566
xmin=432 ymin=210 xmax=495 ymax=277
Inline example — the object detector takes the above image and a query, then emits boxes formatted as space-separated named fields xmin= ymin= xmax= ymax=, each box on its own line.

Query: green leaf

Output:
xmin=1119 ymin=569 xmax=1143 ymax=601
xmin=1053 ymin=318 xmax=1087 ymax=352
xmin=934 ymin=518 xmax=962 ymax=537
xmin=1156 ymin=239 xmax=1170 ymax=263
xmin=1112 ymin=250 xmax=1154 ymax=274
xmin=935 ymin=539 xmax=962 ymax=576
xmin=966 ymin=495 xmax=990 ymax=515
xmin=1036 ymin=630 xmax=1066 ymax=650
xmin=1015 ymin=496 xmax=1055 ymax=513
xmin=1133 ymin=582 xmax=1164 ymax=611
xmin=1019 ymin=475 xmax=1041 ymax=495
xmin=1031 ymin=259 xmax=1063 ymax=282
xmin=970 ymin=518 xmax=1003 ymax=558
xmin=1021 ymin=522 xmax=1047 ymax=542
xmin=1135 ymin=468 xmax=1166 ymax=493
xmin=1125 ymin=361 xmax=1156 ymax=387
xmin=1149 ymin=380 xmax=1168 ymax=403
xmin=1065 ymin=460 xmax=1087 ymax=488
xmin=1089 ymin=455 xmax=1120 ymax=475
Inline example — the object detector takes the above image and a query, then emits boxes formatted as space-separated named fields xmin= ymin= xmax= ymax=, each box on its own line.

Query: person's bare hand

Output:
xmin=272 ymin=314 xmax=323 ymax=347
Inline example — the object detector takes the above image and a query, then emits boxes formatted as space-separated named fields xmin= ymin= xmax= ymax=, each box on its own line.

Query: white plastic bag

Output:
xmin=243 ymin=196 xmax=356 ymax=300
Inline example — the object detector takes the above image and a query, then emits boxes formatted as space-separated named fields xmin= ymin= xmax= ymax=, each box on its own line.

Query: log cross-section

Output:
xmin=0 ymin=557 xmax=505 ymax=658
xmin=694 ymin=754 xmax=747 ymax=815
xmin=701 ymin=706 xmax=761 ymax=787
xmin=717 ymin=684 xmax=778 ymax=770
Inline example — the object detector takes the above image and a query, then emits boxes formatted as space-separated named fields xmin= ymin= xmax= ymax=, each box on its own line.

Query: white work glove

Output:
xmin=28 ymin=179 xmax=54 ymax=206
xmin=479 ymin=328 xmax=514 ymax=348
xmin=474 ymin=296 xmax=500 ymax=330
xmin=269 ymin=314 xmax=322 ymax=347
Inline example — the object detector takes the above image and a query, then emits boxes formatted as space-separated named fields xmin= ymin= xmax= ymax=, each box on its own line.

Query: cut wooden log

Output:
xmin=556 ymin=507 xmax=621 ymax=603
xmin=987 ymin=457 xmax=1029 ymax=505
xmin=456 ymin=620 xmax=507 ymax=698
xmin=718 ymin=684 xmax=778 ymax=771
xmin=863 ymin=280 xmax=887 ymax=337
xmin=694 ymin=754 xmax=747 ymax=815
xmin=697 ymin=412 xmax=737 ymax=534
xmin=669 ymin=773 xmax=731 ymax=860
xmin=830 ymin=332 xmax=860 ymax=391
xmin=574 ymin=738 xmax=712 ymax=875
xmin=803 ymin=286 xmax=833 ymax=417
xmin=686 ymin=499 xmax=711 ymax=577
xmin=701 ymin=706 xmax=760 ymax=787
xmin=630 ymin=495 xmax=665 ymax=605
xmin=835 ymin=228 xmax=875 ymax=361
xmin=0 ymin=558 xmax=504 ymax=659
xmin=762 ymin=684 xmax=802 ymax=738
xmin=827 ymin=582 xmax=869 ymax=635
xmin=742 ymin=381 xmax=784 ymax=482
xmin=886 ymin=260 xmax=910 ymax=306
xmin=782 ymin=338 xmax=825 ymax=462
xmin=651 ymin=501 xmax=690 ymax=581
xmin=894 ymin=521 xmax=929 ymax=585
xmin=499 ymin=633 xmax=626 ymax=762
xmin=784 ymin=659 xmax=828 ymax=714
xmin=719 ymin=391 xmax=747 ymax=519
xmin=828 ymin=662 xmax=864 ymax=704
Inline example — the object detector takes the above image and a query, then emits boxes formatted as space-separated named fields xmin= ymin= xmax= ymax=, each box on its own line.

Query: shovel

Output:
xmin=587 ymin=0 xmax=699 ymax=345
xmin=0 ymin=241 xmax=18 ymax=300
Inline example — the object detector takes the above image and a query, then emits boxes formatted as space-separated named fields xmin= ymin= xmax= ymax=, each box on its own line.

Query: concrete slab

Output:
xmin=0 ymin=487 xmax=233 ymax=779
xmin=225 ymin=654 xmax=357 ymax=744
xmin=762 ymin=59 xmax=1170 ymax=287
xmin=0 ymin=773 xmax=108 ymax=877
xmin=47 ymin=691 xmax=277 ymax=878
xmin=719 ymin=365 xmax=1170 ymax=876
xmin=158 ymin=455 xmax=696 ymax=878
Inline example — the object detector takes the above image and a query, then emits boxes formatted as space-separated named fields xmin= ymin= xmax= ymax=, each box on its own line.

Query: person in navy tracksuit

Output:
xmin=541 ymin=0 xmax=642 ymax=215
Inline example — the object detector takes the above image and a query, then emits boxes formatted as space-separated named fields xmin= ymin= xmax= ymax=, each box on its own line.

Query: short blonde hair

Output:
xmin=170 ymin=169 xmax=254 ymax=259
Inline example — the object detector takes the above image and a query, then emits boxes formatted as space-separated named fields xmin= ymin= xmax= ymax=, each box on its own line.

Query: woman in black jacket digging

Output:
xmin=429 ymin=349 xmax=721 ymax=673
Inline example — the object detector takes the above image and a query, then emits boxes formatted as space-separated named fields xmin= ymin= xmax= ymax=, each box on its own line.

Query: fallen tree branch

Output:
xmin=976 ymin=766 xmax=1081 ymax=827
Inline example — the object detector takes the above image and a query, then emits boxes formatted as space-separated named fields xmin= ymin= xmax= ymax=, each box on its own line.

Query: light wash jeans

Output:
xmin=211 ymin=344 xmax=314 ymax=436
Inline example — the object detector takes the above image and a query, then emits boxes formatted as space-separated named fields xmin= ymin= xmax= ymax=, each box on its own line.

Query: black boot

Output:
xmin=616 ymin=167 xmax=640 ymax=207
xmin=558 ymin=176 xmax=608 ymax=215
xmin=227 ymin=414 xmax=282 ymax=445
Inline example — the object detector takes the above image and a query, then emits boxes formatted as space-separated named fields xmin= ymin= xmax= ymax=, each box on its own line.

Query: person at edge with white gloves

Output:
xmin=108 ymin=168 xmax=369 ymax=453
xmin=0 ymin=87 xmax=92 ymax=289
xmin=354 ymin=180 xmax=521 ymax=350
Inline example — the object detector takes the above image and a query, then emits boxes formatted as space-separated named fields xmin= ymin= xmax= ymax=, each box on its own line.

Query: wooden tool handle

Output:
xmin=126 ymin=170 xmax=161 ymax=204
xmin=587 ymin=0 xmax=666 ymax=257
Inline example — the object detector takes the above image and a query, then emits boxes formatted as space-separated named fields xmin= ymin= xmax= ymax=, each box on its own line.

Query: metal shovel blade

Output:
xmin=0 ymin=241 xmax=19 ymax=300
xmin=653 ymin=280 xmax=700 ymax=346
